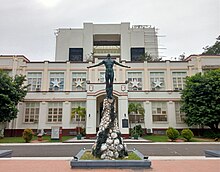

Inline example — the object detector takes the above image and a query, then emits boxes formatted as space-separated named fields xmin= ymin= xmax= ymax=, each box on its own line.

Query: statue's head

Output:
xmin=107 ymin=54 xmax=111 ymax=59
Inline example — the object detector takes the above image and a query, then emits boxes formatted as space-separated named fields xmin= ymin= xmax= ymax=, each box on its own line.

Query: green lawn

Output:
xmin=143 ymin=135 xmax=168 ymax=142
xmin=0 ymin=135 xmax=73 ymax=143
xmin=142 ymin=135 xmax=216 ymax=142
xmin=80 ymin=151 xmax=141 ymax=160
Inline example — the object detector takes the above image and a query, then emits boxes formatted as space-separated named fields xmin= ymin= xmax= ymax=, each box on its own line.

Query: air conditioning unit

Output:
xmin=147 ymin=128 xmax=152 ymax=134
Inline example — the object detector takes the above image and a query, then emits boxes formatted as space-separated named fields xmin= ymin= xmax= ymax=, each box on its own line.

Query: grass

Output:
xmin=0 ymin=135 xmax=73 ymax=143
xmin=143 ymin=135 xmax=217 ymax=142
xmin=80 ymin=151 xmax=141 ymax=160
xmin=143 ymin=135 xmax=168 ymax=142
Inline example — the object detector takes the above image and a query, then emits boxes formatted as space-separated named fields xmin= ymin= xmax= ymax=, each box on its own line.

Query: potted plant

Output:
xmin=71 ymin=106 xmax=86 ymax=140
xmin=128 ymin=103 xmax=145 ymax=139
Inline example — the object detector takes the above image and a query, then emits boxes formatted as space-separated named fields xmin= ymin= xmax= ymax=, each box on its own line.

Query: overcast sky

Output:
xmin=0 ymin=0 xmax=219 ymax=61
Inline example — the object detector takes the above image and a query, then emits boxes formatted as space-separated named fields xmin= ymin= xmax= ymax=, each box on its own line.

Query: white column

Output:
xmin=118 ymin=96 xmax=129 ymax=134
xmin=38 ymin=102 xmax=47 ymax=130
xmin=16 ymin=102 xmax=24 ymax=129
xmin=65 ymin=62 xmax=71 ymax=91
xmin=143 ymin=61 xmax=148 ymax=90
xmin=86 ymin=96 xmax=96 ymax=134
xmin=144 ymin=101 xmax=153 ymax=133
xmin=166 ymin=61 xmax=172 ymax=90
xmin=62 ymin=101 xmax=71 ymax=129
xmin=167 ymin=101 xmax=176 ymax=127
xmin=42 ymin=62 xmax=49 ymax=91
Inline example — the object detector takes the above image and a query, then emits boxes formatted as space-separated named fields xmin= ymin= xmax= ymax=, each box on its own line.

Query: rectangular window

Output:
xmin=175 ymin=102 xmax=185 ymax=123
xmin=27 ymin=72 xmax=42 ymax=91
xmin=152 ymin=102 xmax=167 ymax=122
xmin=72 ymin=72 xmax=87 ymax=91
xmin=49 ymin=72 xmax=64 ymax=91
xmin=131 ymin=48 xmax=145 ymax=61
xmin=128 ymin=72 xmax=143 ymax=91
xmin=69 ymin=48 xmax=83 ymax=62
xmin=172 ymin=72 xmax=187 ymax=90
xmin=99 ymin=72 xmax=105 ymax=83
xmin=24 ymin=102 xmax=40 ymax=123
xmin=71 ymin=102 xmax=86 ymax=122
xmin=150 ymin=72 xmax=165 ymax=90
xmin=47 ymin=102 xmax=63 ymax=123
xmin=128 ymin=102 xmax=144 ymax=123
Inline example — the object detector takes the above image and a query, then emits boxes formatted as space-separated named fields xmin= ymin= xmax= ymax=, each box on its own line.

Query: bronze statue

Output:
xmin=87 ymin=54 xmax=130 ymax=99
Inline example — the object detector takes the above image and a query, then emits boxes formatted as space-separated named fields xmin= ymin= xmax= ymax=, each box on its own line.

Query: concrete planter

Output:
xmin=70 ymin=149 xmax=151 ymax=169
xmin=0 ymin=150 xmax=13 ymax=158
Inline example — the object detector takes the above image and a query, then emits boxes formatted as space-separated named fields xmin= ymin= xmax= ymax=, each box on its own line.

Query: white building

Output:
xmin=0 ymin=23 xmax=220 ymax=137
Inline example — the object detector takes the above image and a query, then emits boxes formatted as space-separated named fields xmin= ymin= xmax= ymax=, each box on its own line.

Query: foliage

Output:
xmin=0 ymin=70 xmax=28 ymax=122
xmin=181 ymin=128 xmax=194 ymax=141
xmin=181 ymin=69 xmax=220 ymax=132
xmin=22 ymin=128 xmax=34 ymax=143
xmin=202 ymin=37 xmax=220 ymax=55
xmin=128 ymin=103 xmax=145 ymax=116
xmin=140 ymin=52 xmax=162 ymax=61
xmin=131 ymin=125 xmax=143 ymax=137
xmin=166 ymin=127 xmax=180 ymax=141
xmin=203 ymin=130 xmax=220 ymax=139
xmin=128 ymin=103 xmax=145 ymax=134
xmin=71 ymin=106 xmax=86 ymax=134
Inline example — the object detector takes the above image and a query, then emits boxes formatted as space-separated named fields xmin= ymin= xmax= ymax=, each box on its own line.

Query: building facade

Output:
xmin=0 ymin=23 xmax=220 ymax=137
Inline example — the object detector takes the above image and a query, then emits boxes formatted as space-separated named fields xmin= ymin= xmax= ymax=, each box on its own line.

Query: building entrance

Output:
xmin=96 ymin=95 xmax=118 ymax=130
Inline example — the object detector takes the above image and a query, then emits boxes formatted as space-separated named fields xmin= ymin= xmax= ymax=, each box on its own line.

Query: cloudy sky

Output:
xmin=0 ymin=0 xmax=219 ymax=61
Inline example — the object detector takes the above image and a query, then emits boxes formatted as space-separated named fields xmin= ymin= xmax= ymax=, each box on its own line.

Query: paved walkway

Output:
xmin=63 ymin=137 xmax=152 ymax=143
xmin=0 ymin=157 xmax=219 ymax=172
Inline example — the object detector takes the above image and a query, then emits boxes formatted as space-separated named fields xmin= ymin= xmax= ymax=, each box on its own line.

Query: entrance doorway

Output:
xmin=96 ymin=95 xmax=118 ymax=129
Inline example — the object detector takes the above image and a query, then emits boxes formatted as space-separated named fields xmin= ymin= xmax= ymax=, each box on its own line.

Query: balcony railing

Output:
xmin=93 ymin=46 xmax=120 ymax=56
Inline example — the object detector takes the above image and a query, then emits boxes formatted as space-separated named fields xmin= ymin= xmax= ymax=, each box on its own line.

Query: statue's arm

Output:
xmin=87 ymin=61 xmax=104 ymax=68
xmin=114 ymin=61 xmax=130 ymax=68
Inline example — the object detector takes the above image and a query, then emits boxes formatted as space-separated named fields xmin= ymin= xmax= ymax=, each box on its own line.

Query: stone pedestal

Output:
xmin=92 ymin=98 xmax=128 ymax=160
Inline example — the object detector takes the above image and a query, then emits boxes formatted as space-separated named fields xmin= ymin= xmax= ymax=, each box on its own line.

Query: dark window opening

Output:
xmin=131 ymin=48 xmax=145 ymax=61
xmin=69 ymin=48 xmax=83 ymax=62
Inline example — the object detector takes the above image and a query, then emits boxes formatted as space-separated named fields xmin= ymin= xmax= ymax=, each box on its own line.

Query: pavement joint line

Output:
xmin=1 ymin=142 xmax=220 ymax=146
xmin=0 ymin=156 xmax=219 ymax=161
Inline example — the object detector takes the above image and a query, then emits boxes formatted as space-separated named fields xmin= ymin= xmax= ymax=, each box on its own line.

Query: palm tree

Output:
xmin=128 ymin=103 xmax=145 ymax=137
xmin=71 ymin=106 xmax=86 ymax=135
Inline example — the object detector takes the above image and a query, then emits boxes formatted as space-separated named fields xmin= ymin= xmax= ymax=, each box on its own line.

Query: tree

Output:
xmin=181 ymin=69 xmax=220 ymax=132
xmin=202 ymin=36 xmax=220 ymax=55
xmin=0 ymin=70 xmax=28 ymax=123
xmin=71 ymin=106 xmax=86 ymax=135
xmin=128 ymin=102 xmax=145 ymax=137
xmin=140 ymin=52 xmax=162 ymax=61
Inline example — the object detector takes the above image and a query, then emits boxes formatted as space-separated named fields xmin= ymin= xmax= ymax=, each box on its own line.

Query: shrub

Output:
xmin=131 ymin=125 xmax=143 ymax=137
xmin=166 ymin=127 xmax=179 ymax=141
xmin=22 ymin=128 xmax=34 ymax=143
xmin=203 ymin=130 xmax=220 ymax=139
xmin=181 ymin=128 xmax=194 ymax=141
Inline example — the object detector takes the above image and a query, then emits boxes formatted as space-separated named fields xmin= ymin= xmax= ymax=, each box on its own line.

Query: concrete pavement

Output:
xmin=0 ymin=157 xmax=219 ymax=172
xmin=1 ymin=139 xmax=219 ymax=171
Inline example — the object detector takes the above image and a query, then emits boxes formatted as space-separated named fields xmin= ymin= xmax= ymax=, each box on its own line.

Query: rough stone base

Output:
xmin=92 ymin=98 xmax=128 ymax=159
